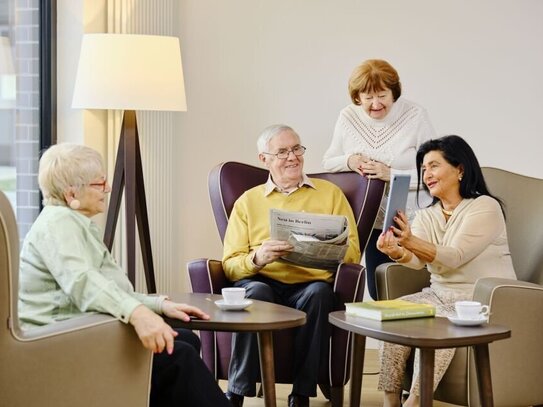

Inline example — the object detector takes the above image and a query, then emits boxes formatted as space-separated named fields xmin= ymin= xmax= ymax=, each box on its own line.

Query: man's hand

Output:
xmin=129 ymin=305 xmax=178 ymax=354
xmin=254 ymin=239 xmax=293 ymax=266
xmin=161 ymin=301 xmax=210 ymax=322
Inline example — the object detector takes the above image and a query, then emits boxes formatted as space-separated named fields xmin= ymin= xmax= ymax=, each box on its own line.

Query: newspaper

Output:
xmin=269 ymin=209 xmax=349 ymax=270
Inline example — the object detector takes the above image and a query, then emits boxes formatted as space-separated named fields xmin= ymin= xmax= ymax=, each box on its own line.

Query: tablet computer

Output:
xmin=383 ymin=174 xmax=411 ymax=230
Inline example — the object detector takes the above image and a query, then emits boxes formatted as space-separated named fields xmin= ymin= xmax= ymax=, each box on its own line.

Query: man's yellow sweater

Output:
xmin=222 ymin=178 xmax=361 ymax=284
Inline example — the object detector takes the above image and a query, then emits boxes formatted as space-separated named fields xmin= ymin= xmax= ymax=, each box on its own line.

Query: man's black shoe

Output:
xmin=225 ymin=391 xmax=244 ymax=407
xmin=288 ymin=393 xmax=309 ymax=407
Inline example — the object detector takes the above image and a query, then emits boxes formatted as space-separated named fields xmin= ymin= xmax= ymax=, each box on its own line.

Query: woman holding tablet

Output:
xmin=376 ymin=135 xmax=517 ymax=407
xmin=322 ymin=59 xmax=436 ymax=299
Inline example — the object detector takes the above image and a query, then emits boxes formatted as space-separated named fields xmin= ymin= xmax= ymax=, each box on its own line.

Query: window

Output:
xmin=0 ymin=0 xmax=55 ymax=239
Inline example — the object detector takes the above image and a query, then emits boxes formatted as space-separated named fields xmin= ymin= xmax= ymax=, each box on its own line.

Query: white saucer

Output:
xmin=214 ymin=299 xmax=253 ymax=311
xmin=447 ymin=315 xmax=488 ymax=326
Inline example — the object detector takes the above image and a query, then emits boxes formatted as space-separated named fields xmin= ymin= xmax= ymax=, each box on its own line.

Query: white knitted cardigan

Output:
xmin=323 ymin=97 xmax=436 ymax=227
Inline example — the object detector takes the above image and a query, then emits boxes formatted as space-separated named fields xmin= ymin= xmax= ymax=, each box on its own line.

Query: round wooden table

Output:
xmin=165 ymin=292 xmax=306 ymax=407
xmin=329 ymin=312 xmax=510 ymax=407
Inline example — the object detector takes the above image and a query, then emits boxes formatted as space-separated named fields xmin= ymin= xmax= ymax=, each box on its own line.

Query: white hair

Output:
xmin=256 ymin=124 xmax=299 ymax=153
xmin=38 ymin=143 xmax=104 ymax=206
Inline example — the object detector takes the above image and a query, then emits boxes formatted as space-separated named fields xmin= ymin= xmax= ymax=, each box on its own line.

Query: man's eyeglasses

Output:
xmin=262 ymin=145 xmax=306 ymax=160
xmin=88 ymin=180 xmax=108 ymax=192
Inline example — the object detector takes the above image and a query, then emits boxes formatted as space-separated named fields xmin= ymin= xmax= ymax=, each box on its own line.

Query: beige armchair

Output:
xmin=375 ymin=167 xmax=543 ymax=406
xmin=0 ymin=191 xmax=153 ymax=407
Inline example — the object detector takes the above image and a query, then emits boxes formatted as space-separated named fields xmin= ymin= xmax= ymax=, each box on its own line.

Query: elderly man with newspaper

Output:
xmin=222 ymin=124 xmax=361 ymax=407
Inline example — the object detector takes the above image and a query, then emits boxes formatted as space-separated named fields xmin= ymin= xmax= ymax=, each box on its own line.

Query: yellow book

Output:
xmin=345 ymin=299 xmax=436 ymax=321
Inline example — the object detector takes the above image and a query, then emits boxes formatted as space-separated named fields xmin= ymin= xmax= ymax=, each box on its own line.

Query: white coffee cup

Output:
xmin=222 ymin=287 xmax=246 ymax=304
xmin=455 ymin=301 xmax=489 ymax=320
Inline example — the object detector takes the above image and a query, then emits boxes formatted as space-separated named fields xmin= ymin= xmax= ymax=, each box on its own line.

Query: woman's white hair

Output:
xmin=256 ymin=124 xmax=299 ymax=153
xmin=38 ymin=143 xmax=104 ymax=206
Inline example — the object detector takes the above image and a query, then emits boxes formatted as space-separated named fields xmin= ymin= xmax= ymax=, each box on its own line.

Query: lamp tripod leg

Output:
xmin=103 ymin=110 xmax=156 ymax=293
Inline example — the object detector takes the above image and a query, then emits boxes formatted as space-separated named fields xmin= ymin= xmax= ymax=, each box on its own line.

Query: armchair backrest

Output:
xmin=208 ymin=161 xmax=385 ymax=255
xmin=0 ymin=191 xmax=19 ymax=338
xmin=482 ymin=167 xmax=543 ymax=284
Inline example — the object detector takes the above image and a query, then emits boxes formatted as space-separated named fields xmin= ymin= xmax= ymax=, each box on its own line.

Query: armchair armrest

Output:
xmin=187 ymin=258 xmax=366 ymax=302
xmin=334 ymin=262 xmax=365 ymax=306
xmin=14 ymin=313 xmax=137 ymax=340
xmin=326 ymin=262 xmax=366 ymax=387
xmin=4 ymin=314 xmax=152 ymax=407
xmin=473 ymin=277 xmax=543 ymax=305
xmin=186 ymin=258 xmax=232 ymax=377
xmin=375 ymin=262 xmax=430 ymax=300
xmin=470 ymin=277 xmax=543 ymax=405
xmin=187 ymin=258 xmax=230 ymax=294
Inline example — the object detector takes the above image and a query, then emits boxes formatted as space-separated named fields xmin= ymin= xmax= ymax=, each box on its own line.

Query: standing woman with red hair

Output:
xmin=323 ymin=59 xmax=436 ymax=299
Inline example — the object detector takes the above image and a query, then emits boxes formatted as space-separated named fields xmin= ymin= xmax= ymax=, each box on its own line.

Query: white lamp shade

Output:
xmin=72 ymin=34 xmax=187 ymax=111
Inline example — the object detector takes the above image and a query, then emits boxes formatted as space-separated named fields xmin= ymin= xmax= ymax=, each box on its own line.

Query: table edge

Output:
xmin=329 ymin=311 xmax=511 ymax=349
xmin=165 ymin=316 xmax=306 ymax=332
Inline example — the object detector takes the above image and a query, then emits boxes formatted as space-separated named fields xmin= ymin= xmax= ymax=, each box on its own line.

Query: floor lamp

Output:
xmin=72 ymin=34 xmax=187 ymax=293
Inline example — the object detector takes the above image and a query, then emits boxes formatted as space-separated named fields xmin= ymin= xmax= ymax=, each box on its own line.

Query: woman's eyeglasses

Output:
xmin=88 ymin=180 xmax=108 ymax=192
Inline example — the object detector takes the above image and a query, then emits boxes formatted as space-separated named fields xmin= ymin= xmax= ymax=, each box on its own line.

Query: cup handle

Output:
xmin=480 ymin=305 xmax=490 ymax=317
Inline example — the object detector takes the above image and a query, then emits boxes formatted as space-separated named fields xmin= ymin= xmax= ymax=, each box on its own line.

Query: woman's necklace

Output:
xmin=442 ymin=198 xmax=463 ymax=218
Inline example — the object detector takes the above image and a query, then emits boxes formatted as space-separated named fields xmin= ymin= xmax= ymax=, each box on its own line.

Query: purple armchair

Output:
xmin=187 ymin=161 xmax=384 ymax=406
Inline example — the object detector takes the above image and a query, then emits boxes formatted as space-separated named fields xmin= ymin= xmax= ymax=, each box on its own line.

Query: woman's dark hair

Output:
xmin=416 ymin=135 xmax=505 ymax=214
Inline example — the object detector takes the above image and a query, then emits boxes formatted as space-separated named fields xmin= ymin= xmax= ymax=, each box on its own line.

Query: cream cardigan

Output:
xmin=404 ymin=195 xmax=517 ymax=295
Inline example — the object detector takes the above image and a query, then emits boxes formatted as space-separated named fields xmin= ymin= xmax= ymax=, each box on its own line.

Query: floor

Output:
xmin=219 ymin=349 xmax=458 ymax=406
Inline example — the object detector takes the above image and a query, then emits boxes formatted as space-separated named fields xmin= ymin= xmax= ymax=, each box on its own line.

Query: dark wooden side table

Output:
xmin=165 ymin=292 xmax=306 ymax=407
xmin=329 ymin=312 xmax=511 ymax=407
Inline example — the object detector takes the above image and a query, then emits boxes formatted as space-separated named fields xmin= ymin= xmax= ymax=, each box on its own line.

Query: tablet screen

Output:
xmin=383 ymin=174 xmax=411 ymax=230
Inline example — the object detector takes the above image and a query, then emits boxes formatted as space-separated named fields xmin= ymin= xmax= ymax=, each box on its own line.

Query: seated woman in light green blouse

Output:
xmin=18 ymin=143 xmax=229 ymax=407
